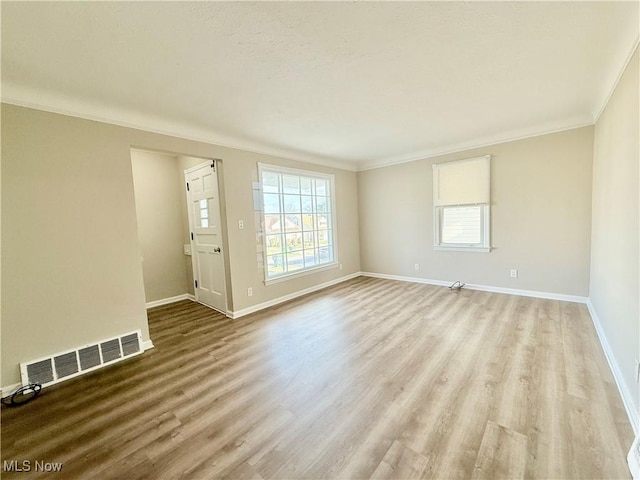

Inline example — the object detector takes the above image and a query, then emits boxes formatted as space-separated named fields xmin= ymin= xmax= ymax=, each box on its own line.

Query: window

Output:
xmin=433 ymin=155 xmax=490 ymax=252
xmin=258 ymin=163 xmax=338 ymax=283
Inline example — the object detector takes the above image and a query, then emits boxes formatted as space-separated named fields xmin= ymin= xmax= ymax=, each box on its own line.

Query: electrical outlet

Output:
xmin=247 ymin=287 xmax=253 ymax=297
xmin=510 ymin=269 xmax=518 ymax=278
xmin=339 ymin=263 xmax=343 ymax=270
xmin=414 ymin=264 xmax=420 ymax=270
xmin=238 ymin=220 xmax=245 ymax=230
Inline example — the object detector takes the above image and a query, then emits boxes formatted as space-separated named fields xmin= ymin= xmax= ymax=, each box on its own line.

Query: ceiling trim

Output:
xmin=0 ymin=94 xmax=594 ymax=174
xmin=593 ymin=35 xmax=640 ymax=124
xmin=0 ymin=93 xmax=359 ymax=172
xmin=357 ymin=121 xmax=594 ymax=172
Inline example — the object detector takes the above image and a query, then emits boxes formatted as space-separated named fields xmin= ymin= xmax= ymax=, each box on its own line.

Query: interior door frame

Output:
xmin=184 ymin=159 xmax=231 ymax=316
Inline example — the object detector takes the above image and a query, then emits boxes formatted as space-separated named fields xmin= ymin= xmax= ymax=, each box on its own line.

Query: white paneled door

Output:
xmin=185 ymin=161 xmax=227 ymax=314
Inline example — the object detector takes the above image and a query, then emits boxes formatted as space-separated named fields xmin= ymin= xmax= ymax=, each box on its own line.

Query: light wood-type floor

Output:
xmin=1 ymin=277 xmax=634 ymax=479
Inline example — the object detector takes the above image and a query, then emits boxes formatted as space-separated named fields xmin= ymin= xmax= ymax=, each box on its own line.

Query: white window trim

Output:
xmin=258 ymin=163 xmax=339 ymax=285
xmin=262 ymin=262 xmax=340 ymax=285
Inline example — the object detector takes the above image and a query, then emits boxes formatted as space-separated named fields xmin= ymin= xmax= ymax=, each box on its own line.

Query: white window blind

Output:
xmin=441 ymin=205 xmax=482 ymax=244
xmin=433 ymin=155 xmax=490 ymax=206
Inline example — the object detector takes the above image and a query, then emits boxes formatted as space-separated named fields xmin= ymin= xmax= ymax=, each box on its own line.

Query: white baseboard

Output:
xmin=142 ymin=339 xmax=155 ymax=351
xmin=146 ymin=293 xmax=195 ymax=309
xmin=587 ymin=300 xmax=639 ymax=437
xmin=229 ymin=272 xmax=361 ymax=319
xmin=360 ymin=272 xmax=589 ymax=304
xmin=361 ymin=271 xmax=451 ymax=288
xmin=629 ymin=436 xmax=640 ymax=480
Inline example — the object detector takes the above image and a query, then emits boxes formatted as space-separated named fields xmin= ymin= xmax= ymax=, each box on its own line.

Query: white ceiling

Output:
xmin=2 ymin=2 xmax=638 ymax=171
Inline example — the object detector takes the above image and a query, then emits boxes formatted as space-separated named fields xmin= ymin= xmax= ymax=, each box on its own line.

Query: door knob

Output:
xmin=214 ymin=247 xmax=221 ymax=253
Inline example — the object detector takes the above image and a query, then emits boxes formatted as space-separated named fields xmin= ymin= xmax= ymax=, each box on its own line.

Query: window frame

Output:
xmin=433 ymin=203 xmax=491 ymax=252
xmin=258 ymin=163 xmax=339 ymax=285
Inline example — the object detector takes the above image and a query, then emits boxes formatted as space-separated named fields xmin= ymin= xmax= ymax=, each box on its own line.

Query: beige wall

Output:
xmin=1 ymin=104 xmax=361 ymax=387
xmin=358 ymin=126 xmax=594 ymax=296
xmin=221 ymin=154 xmax=361 ymax=311
xmin=131 ymin=150 xmax=190 ymax=303
xmin=590 ymin=47 xmax=639 ymax=422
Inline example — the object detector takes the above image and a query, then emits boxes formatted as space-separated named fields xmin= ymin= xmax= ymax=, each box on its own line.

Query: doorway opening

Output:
xmin=130 ymin=148 xmax=231 ymax=315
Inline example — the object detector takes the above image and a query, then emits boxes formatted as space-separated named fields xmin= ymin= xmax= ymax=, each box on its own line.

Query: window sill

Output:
xmin=264 ymin=262 xmax=340 ymax=286
xmin=433 ymin=245 xmax=491 ymax=253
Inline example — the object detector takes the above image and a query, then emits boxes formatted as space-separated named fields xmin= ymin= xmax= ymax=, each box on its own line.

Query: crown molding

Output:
xmin=356 ymin=120 xmax=594 ymax=171
xmin=1 ymin=90 xmax=359 ymax=173
xmin=593 ymin=36 xmax=640 ymax=124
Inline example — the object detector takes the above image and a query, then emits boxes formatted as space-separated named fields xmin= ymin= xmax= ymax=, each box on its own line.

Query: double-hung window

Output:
xmin=433 ymin=155 xmax=491 ymax=252
xmin=258 ymin=163 xmax=337 ymax=283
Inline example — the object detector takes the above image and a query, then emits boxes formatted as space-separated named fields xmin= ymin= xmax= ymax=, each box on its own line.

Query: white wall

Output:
xmin=590 ymin=46 xmax=639 ymax=431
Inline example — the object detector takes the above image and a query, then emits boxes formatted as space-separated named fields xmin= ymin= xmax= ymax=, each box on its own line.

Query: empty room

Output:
xmin=1 ymin=2 xmax=639 ymax=479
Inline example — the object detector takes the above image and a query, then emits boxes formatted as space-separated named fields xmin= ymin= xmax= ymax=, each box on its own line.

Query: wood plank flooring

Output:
xmin=1 ymin=277 xmax=634 ymax=479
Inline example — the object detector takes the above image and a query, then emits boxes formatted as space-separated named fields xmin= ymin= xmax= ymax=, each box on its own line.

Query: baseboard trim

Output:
xmin=629 ymin=436 xmax=640 ymax=480
xmin=360 ymin=272 xmax=589 ymax=304
xmin=229 ymin=272 xmax=361 ymax=319
xmin=142 ymin=339 xmax=155 ymax=351
xmin=146 ymin=294 xmax=195 ymax=309
xmin=587 ymin=300 xmax=639 ymax=437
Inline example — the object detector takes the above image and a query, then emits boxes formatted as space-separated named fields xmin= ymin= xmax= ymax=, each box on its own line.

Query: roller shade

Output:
xmin=433 ymin=155 xmax=490 ymax=206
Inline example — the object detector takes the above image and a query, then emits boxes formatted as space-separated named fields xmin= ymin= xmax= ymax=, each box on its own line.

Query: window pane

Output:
xmin=301 ymin=196 xmax=313 ymax=213
xmin=262 ymin=172 xmax=280 ymax=193
xmin=201 ymin=218 xmax=209 ymax=228
xmin=442 ymin=206 xmax=481 ymax=244
xmin=284 ymin=214 xmax=302 ymax=232
xmin=315 ymin=179 xmax=328 ymax=195
xmin=319 ymin=246 xmax=333 ymax=263
xmin=266 ymin=234 xmax=283 ymax=255
xmin=284 ymin=195 xmax=301 ymax=213
xmin=318 ymin=229 xmax=331 ymax=246
xmin=267 ymin=254 xmax=285 ymax=275
xmin=264 ymin=214 xmax=282 ymax=234
xmin=285 ymin=232 xmax=303 ymax=252
xmin=304 ymin=248 xmax=318 ymax=268
xmin=282 ymin=175 xmax=300 ymax=194
xmin=317 ymin=214 xmax=330 ymax=230
xmin=287 ymin=250 xmax=304 ymax=271
xmin=302 ymin=214 xmax=315 ymax=231
xmin=300 ymin=177 xmax=313 ymax=195
xmin=264 ymin=193 xmax=281 ymax=214
xmin=316 ymin=196 xmax=329 ymax=213
xmin=303 ymin=231 xmax=315 ymax=249
xmin=199 ymin=199 xmax=207 ymax=208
